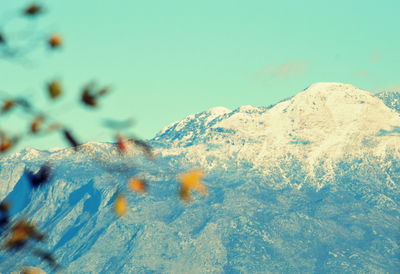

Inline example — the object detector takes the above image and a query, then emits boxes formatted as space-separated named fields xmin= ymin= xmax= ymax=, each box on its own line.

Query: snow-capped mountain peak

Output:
xmin=206 ymin=106 xmax=231 ymax=115
xmin=153 ymin=82 xmax=400 ymax=174
xmin=304 ymin=82 xmax=359 ymax=92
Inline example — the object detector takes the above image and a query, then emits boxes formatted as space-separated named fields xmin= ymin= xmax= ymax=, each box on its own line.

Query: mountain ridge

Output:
xmin=0 ymin=82 xmax=399 ymax=273
xmin=152 ymin=82 xmax=400 ymax=176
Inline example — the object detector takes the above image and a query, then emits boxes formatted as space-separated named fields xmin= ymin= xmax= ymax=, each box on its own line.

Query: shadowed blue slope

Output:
xmin=0 ymin=151 xmax=398 ymax=273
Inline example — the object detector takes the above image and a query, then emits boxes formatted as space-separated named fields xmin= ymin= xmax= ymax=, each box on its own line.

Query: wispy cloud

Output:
xmin=352 ymin=70 xmax=374 ymax=79
xmin=254 ymin=60 xmax=310 ymax=79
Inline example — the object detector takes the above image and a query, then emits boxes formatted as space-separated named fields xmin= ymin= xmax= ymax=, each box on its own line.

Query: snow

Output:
xmin=206 ymin=106 xmax=232 ymax=115
xmin=0 ymin=82 xmax=399 ymax=273
xmin=152 ymin=82 xmax=400 ymax=177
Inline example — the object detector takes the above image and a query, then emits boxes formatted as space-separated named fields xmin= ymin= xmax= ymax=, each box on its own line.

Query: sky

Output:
xmin=1 ymin=0 xmax=400 ymax=151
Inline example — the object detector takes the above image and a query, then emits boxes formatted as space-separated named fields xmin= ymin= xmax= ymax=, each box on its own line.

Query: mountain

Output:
xmin=375 ymin=90 xmax=400 ymax=113
xmin=154 ymin=82 xmax=400 ymax=179
xmin=0 ymin=82 xmax=399 ymax=273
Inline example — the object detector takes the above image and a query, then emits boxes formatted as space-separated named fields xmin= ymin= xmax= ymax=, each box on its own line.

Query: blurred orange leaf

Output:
xmin=31 ymin=116 xmax=45 ymax=134
xmin=116 ymin=134 xmax=129 ymax=154
xmin=20 ymin=266 xmax=46 ymax=274
xmin=178 ymin=169 xmax=207 ymax=202
xmin=1 ymin=100 xmax=15 ymax=113
xmin=5 ymin=220 xmax=44 ymax=250
xmin=128 ymin=178 xmax=147 ymax=194
xmin=48 ymin=34 xmax=62 ymax=48
xmin=0 ymin=133 xmax=16 ymax=153
xmin=114 ymin=193 xmax=128 ymax=216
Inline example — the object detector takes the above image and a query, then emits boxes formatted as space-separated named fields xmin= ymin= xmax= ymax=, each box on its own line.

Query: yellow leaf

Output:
xmin=47 ymin=80 xmax=62 ymax=99
xmin=114 ymin=193 xmax=128 ymax=216
xmin=178 ymin=169 xmax=207 ymax=201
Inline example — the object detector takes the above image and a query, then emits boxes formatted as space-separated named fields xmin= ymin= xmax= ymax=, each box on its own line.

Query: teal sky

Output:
xmin=1 ymin=0 xmax=400 ymax=150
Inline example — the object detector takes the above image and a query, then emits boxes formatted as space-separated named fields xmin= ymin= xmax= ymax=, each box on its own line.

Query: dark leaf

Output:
xmin=81 ymin=83 xmax=110 ymax=107
xmin=0 ymin=202 xmax=10 ymax=230
xmin=0 ymin=33 xmax=5 ymax=44
xmin=32 ymin=249 xmax=60 ymax=269
xmin=0 ymin=201 xmax=10 ymax=213
xmin=81 ymin=88 xmax=97 ymax=107
xmin=26 ymin=165 xmax=52 ymax=189
xmin=5 ymin=238 xmax=27 ymax=250
xmin=24 ymin=4 xmax=43 ymax=16
xmin=62 ymin=129 xmax=80 ymax=149
xmin=131 ymin=138 xmax=154 ymax=159
xmin=0 ymin=215 xmax=9 ymax=229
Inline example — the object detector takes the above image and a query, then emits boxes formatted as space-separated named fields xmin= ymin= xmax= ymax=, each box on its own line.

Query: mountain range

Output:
xmin=0 ymin=82 xmax=399 ymax=273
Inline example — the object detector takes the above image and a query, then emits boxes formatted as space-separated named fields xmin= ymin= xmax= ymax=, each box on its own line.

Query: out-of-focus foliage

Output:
xmin=0 ymin=2 xmax=208 ymax=272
